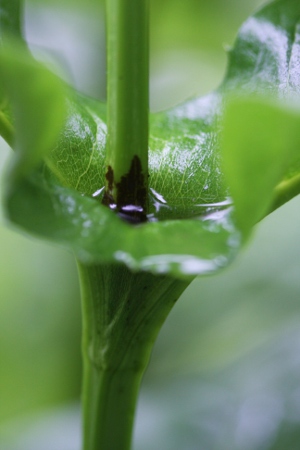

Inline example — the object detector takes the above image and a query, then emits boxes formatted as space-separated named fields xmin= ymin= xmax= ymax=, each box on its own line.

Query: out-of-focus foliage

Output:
xmin=24 ymin=0 xmax=266 ymax=108
xmin=135 ymin=196 xmax=300 ymax=450
xmin=0 ymin=142 xmax=82 ymax=426
xmin=223 ymin=99 xmax=300 ymax=236
xmin=2 ymin=1 xmax=300 ymax=449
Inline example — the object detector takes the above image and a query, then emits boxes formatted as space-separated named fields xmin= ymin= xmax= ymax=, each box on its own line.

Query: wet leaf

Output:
xmin=3 ymin=0 xmax=300 ymax=277
xmin=7 ymin=171 xmax=238 ymax=279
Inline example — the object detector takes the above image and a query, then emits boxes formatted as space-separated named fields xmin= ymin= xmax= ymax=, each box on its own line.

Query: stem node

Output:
xmin=105 ymin=0 xmax=149 ymax=222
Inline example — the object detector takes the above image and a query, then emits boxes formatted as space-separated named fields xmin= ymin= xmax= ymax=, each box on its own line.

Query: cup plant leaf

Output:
xmin=222 ymin=97 xmax=300 ymax=238
xmin=0 ymin=44 xmax=67 ymax=183
xmin=220 ymin=0 xmax=300 ymax=238
xmin=2 ymin=0 xmax=300 ymax=279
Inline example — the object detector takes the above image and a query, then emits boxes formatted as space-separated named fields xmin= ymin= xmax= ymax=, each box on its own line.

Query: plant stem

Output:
xmin=82 ymin=362 xmax=143 ymax=450
xmin=105 ymin=0 xmax=149 ymax=218
xmin=78 ymin=262 xmax=190 ymax=450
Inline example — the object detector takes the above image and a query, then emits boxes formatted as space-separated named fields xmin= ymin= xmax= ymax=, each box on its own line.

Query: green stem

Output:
xmin=105 ymin=0 xmax=149 ymax=217
xmin=78 ymin=262 xmax=190 ymax=450
xmin=82 ymin=363 xmax=143 ymax=450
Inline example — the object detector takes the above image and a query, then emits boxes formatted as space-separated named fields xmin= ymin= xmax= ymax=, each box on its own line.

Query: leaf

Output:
xmin=220 ymin=0 xmax=300 ymax=235
xmin=148 ymin=91 xmax=225 ymax=220
xmin=7 ymin=171 xmax=239 ymax=279
xmin=222 ymin=97 xmax=300 ymax=237
xmin=223 ymin=0 xmax=300 ymax=96
xmin=0 ymin=43 xmax=66 ymax=183
xmin=3 ymin=0 xmax=300 ymax=278
xmin=45 ymin=93 xmax=107 ymax=196
xmin=0 ymin=0 xmax=23 ymax=41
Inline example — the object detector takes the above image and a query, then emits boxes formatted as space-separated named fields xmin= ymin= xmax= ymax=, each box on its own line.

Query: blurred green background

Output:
xmin=2 ymin=0 xmax=300 ymax=449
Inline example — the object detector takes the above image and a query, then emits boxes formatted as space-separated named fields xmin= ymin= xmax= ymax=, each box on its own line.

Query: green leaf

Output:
xmin=45 ymin=93 xmax=107 ymax=196
xmin=220 ymin=0 xmax=300 ymax=236
xmin=0 ymin=0 xmax=23 ymax=41
xmin=0 ymin=43 xmax=66 ymax=182
xmin=3 ymin=0 xmax=300 ymax=278
xmin=223 ymin=0 xmax=300 ymax=95
xmin=7 ymin=171 xmax=239 ymax=279
xmin=222 ymin=97 xmax=300 ymax=237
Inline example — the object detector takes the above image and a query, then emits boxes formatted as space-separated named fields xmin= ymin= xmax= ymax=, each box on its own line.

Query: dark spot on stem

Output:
xmin=102 ymin=155 xmax=147 ymax=224
xmin=105 ymin=165 xmax=114 ymax=192
xmin=102 ymin=165 xmax=115 ymax=207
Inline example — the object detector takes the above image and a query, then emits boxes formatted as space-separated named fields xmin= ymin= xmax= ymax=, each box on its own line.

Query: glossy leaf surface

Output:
xmin=3 ymin=0 xmax=300 ymax=278
xmin=8 ymin=172 xmax=238 ymax=278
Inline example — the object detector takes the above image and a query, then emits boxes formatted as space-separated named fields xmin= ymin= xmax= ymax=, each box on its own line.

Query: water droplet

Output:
xmin=148 ymin=187 xmax=232 ymax=222
xmin=91 ymin=185 xmax=233 ymax=232
xmin=121 ymin=205 xmax=144 ymax=212
xmin=150 ymin=188 xmax=167 ymax=204
xmin=118 ymin=205 xmax=147 ymax=224
xmin=92 ymin=187 xmax=105 ymax=198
